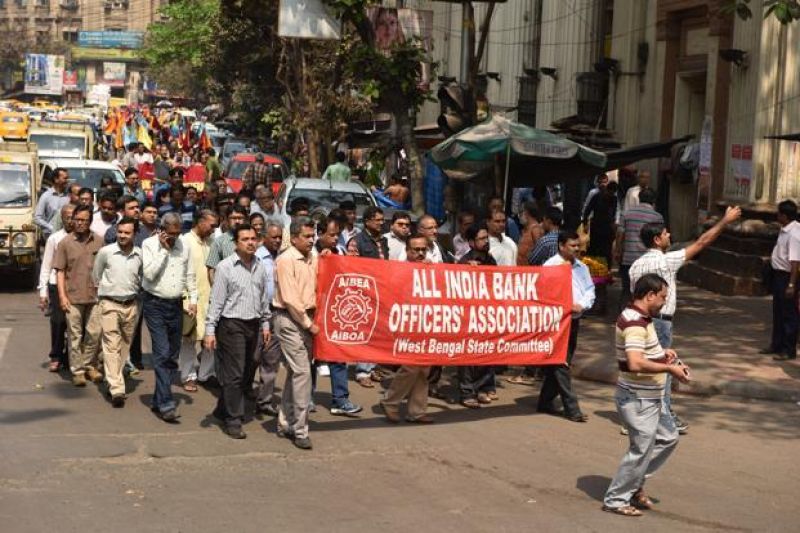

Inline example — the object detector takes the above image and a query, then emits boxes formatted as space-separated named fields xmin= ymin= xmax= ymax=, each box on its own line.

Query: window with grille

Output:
xmin=518 ymin=76 xmax=538 ymax=127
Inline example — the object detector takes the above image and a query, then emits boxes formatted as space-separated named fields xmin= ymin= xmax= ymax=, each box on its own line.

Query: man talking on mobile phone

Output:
xmin=602 ymin=274 xmax=692 ymax=517
xmin=141 ymin=212 xmax=197 ymax=423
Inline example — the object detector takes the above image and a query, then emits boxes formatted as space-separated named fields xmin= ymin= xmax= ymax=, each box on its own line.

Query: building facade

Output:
xmin=0 ymin=0 xmax=164 ymax=103
xmin=422 ymin=0 xmax=800 ymax=240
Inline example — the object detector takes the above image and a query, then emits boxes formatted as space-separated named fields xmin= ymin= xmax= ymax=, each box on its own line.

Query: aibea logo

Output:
xmin=324 ymin=274 xmax=379 ymax=345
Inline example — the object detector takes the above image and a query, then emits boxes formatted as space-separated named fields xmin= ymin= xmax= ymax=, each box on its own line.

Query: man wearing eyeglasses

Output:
xmin=354 ymin=206 xmax=389 ymax=259
xmin=381 ymin=234 xmax=435 ymax=424
xmin=353 ymin=206 xmax=389 ymax=388
xmin=384 ymin=211 xmax=411 ymax=260
xmin=399 ymin=214 xmax=453 ymax=264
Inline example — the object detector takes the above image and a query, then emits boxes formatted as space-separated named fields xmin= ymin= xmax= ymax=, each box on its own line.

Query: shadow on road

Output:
xmin=576 ymin=475 xmax=611 ymax=502
xmin=0 ymin=408 xmax=70 ymax=424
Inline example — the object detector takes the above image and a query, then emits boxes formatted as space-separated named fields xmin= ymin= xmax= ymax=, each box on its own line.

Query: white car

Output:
xmin=276 ymin=177 xmax=377 ymax=223
xmin=39 ymin=158 xmax=124 ymax=193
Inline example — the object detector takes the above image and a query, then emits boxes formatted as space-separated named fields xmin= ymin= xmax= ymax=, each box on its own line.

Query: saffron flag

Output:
xmin=313 ymin=255 xmax=572 ymax=366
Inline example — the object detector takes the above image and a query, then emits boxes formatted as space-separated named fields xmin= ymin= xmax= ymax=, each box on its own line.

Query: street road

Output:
xmin=0 ymin=288 xmax=797 ymax=532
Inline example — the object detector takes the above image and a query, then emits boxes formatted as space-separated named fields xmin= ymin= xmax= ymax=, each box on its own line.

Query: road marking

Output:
xmin=0 ymin=327 xmax=10 ymax=361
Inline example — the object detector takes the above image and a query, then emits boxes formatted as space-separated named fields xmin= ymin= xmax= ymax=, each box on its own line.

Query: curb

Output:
xmin=571 ymin=364 xmax=800 ymax=403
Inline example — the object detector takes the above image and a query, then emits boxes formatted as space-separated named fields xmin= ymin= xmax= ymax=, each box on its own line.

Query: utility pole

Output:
xmin=460 ymin=1 xmax=474 ymax=85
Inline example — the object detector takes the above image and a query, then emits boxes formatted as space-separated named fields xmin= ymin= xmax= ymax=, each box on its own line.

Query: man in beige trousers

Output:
xmin=92 ymin=217 xmax=142 ymax=407
xmin=54 ymin=204 xmax=104 ymax=387
xmin=381 ymin=234 xmax=434 ymax=424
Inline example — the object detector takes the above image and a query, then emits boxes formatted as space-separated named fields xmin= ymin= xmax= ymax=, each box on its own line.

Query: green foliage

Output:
xmin=727 ymin=0 xmax=800 ymax=24
xmin=345 ymin=38 xmax=434 ymax=112
xmin=143 ymin=0 xmax=219 ymax=70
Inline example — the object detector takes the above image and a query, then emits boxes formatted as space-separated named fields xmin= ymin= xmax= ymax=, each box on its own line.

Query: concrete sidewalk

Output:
xmin=570 ymin=282 xmax=800 ymax=403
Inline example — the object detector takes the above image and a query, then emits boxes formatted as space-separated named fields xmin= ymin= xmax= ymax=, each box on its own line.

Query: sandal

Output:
xmin=632 ymin=489 xmax=657 ymax=510
xmin=505 ymin=375 xmax=536 ymax=385
xmin=461 ymin=398 xmax=480 ymax=409
xmin=487 ymin=391 xmax=498 ymax=401
xmin=48 ymin=360 xmax=60 ymax=372
xmin=356 ymin=376 xmax=375 ymax=388
xmin=369 ymin=370 xmax=384 ymax=383
xmin=183 ymin=380 xmax=198 ymax=393
xmin=602 ymin=505 xmax=642 ymax=517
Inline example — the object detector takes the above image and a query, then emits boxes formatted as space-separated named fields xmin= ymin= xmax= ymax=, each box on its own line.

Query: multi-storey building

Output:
xmin=0 ymin=0 xmax=164 ymax=103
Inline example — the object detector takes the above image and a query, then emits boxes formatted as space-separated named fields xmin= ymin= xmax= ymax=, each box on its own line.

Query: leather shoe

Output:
xmin=157 ymin=409 xmax=180 ymax=423
xmin=380 ymin=402 xmax=401 ymax=423
xmin=225 ymin=426 xmax=247 ymax=439
xmin=566 ymin=412 xmax=589 ymax=423
xmin=111 ymin=394 xmax=125 ymax=408
xmin=293 ymin=437 xmax=313 ymax=450
xmin=773 ymin=353 xmax=797 ymax=361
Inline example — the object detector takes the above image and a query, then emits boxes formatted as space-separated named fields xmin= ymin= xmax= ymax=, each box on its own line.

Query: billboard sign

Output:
xmin=102 ymin=62 xmax=127 ymax=87
xmin=278 ymin=0 xmax=341 ymax=39
xmin=63 ymin=70 xmax=79 ymax=90
xmin=78 ymin=31 xmax=144 ymax=49
xmin=71 ymin=47 xmax=140 ymax=62
xmin=366 ymin=7 xmax=433 ymax=90
xmin=24 ymin=54 xmax=65 ymax=96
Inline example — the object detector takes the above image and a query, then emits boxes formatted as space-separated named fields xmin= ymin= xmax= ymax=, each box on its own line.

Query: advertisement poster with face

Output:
xmin=367 ymin=7 xmax=433 ymax=91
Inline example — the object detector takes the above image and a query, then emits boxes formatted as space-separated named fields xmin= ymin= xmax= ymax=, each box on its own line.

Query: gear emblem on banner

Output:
xmin=331 ymin=288 xmax=373 ymax=331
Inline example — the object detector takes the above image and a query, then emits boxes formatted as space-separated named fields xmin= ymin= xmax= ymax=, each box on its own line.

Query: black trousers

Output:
xmin=770 ymin=271 xmax=798 ymax=358
xmin=458 ymin=365 xmax=496 ymax=400
xmin=537 ymin=319 xmax=581 ymax=416
xmin=47 ymin=284 xmax=68 ymax=365
xmin=214 ymin=317 xmax=260 ymax=428
xmin=129 ymin=306 xmax=144 ymax=367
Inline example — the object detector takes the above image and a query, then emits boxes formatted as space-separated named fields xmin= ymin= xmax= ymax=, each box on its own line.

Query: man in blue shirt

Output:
xmin=538 ymin=229 xmax=595 ymax=422
xmin=528 ymin=206 xmax=563 ymax=266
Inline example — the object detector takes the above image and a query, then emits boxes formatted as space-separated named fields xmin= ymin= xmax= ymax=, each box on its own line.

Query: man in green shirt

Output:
xmin=205 ymin=148 xmax=223 ymax=182
xmin=321 ymin=152 xmax=351 ymax=182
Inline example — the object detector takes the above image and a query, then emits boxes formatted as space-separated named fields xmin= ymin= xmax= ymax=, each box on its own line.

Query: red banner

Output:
xmin=313 ymin=254 xmax=572 ymax=366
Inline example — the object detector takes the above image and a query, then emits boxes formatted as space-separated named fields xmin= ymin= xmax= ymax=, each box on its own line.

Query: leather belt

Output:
xmin=100 ymin=296 xmax=137 ymax=305
xmin=654 ymin=313 xmax=673 ymax=321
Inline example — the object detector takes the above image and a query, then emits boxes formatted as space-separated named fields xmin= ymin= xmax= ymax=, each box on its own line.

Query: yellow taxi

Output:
xmin=0 ymin=112 xmax=30 ymax=139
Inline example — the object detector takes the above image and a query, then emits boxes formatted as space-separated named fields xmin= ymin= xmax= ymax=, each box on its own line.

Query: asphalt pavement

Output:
xmin=1 ymin=288 xmax=798 ymax=532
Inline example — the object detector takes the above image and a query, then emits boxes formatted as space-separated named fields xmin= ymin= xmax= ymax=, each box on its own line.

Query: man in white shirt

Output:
xmin=38 ymin=203 xmax=75 ymax=372
xmin=90 ymin=192 xmax=118 ymax=239
xmin=487 ymin=209 xmax=518 ymax=266
xmin=142 ymin=212 xmax=197 ymax=423
xmin=384 ymin=211 xmax=411 ymax=260
xmin=92 ymin=217 xmax=142 ymax=408
xmin=621 ymin=170 xmax=651 ymax=215
xmin=763 ymin=200 xmax=800 ymax=361
xmin=539 ymin=230 xmax=595 ymax=422
xmin=451 ymin=210 xmax=476 ymax=262
xmin=630 ymin=205 xmax=741 ymax=433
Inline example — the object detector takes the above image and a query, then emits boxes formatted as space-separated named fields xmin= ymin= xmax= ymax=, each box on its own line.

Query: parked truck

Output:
xmin=27 ymin=120 xmax=95 ymax=160
xmin=0 ymin=141 xmax=40 ymax=288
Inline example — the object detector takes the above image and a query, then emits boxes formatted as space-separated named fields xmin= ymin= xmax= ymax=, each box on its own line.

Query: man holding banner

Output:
xmin=380 ymin=234 xmax=435 ymax=424
xmin=273 ymin=217 xmax=319 ymax=450
xmin=457 ymin=224 xmax=498 ymax=408
xmin=538 ymin=230 xmax=595 ymax=422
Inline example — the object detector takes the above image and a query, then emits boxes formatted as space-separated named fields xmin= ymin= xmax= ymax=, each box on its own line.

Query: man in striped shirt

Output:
xmin=204 ymin=224 xmax=271 ymax=439
xmin=603 ymin=274 xmax=691 ymax=517
xmin=615 ymin=187 xmax=662 ymax=309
